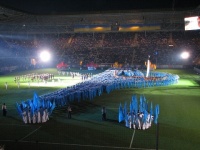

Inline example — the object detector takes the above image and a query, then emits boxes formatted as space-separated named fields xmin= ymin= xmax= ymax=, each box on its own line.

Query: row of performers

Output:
xmin=58 ymin=71 xmax=93 ymax=80
xmin=58 ymin=71 xmax=80 ymax=76
xmin=22 ymin=108 xmax=49 ymax=124
xmin=125 ymin=112 xmax=154 ymax=130
xmin=14 ymin=73 xmax=54 ymax=83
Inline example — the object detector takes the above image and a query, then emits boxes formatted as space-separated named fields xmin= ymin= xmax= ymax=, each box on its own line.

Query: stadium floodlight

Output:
xmin=40 ymin=50 xmax=51 ymax=62
xmin=180 ymin=52 xmax=189 ymax=59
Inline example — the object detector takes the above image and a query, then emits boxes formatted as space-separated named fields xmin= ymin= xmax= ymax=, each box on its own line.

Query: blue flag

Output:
xmin=49 ymin=100 xmax=56 ymax=115
xmin=16 ymin=102 xmax=22 ymax=117
xmin=33 ymin=92 xmax=39 ymax=109
xmin=124 ymin=102 xmax=127 ymax=120
xmin=118 ymin=103 xmax=124 ymax=123
xmin=150 ymin=102 xmax=153 ymax=117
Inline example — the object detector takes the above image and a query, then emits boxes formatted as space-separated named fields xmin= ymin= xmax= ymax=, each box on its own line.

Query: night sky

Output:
xmin=0 ymin=0 xmax=199 ymax=14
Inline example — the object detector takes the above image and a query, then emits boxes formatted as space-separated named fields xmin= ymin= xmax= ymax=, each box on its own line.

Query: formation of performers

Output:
xmin=22 ymin=107 xmax=49 ymax=124
xmin=125 ymin=111 xmax=153 ymax=130
xmin=16 ymin=92 xmax=55 ymax=124
xmin=116 ymin=69 xmax=180 ymax=87
xmin=58 ymin=71 xmax=80 ymax=77
xmin=81 ymin=73 xmax=92 ymax=81
xmin=14 ymin=73 xmax=54 ymax=83
xmin=16 ymin=69 xmax=174 ymax=125
xmin=57 ymin=70 xmax=93 ymax=81
xmin=119 ymin=95 xmax=159 ymax=130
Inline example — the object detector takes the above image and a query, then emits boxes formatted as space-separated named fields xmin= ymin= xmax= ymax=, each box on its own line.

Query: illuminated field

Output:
xmin=177 ymin=79 xmax=198 ymax=86
xmin=21 ymin=76 xmax=82 ymax=88
xmin=0 ymin=68 xmax=200 ymax=150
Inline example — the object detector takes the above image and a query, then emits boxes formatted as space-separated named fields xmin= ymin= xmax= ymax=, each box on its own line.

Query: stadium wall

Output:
xmin=156 ymin=65 xmax=184 ymax=69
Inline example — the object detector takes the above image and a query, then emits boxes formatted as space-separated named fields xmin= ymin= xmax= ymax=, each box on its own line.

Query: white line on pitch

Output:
xmin=22 ymin=140 xmax=155 ymax=150
xmin=129 ymin=129 xmax=135 ymax=148
xmin=0 ymin=123 xmax=30 ymax=127
xmin=19 ymin=126 xmax=41 ymax=141
xmin=0 ymin=140 xmax=157 ymax=150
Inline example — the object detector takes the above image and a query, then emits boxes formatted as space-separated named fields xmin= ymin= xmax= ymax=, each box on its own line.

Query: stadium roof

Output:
xmin=0 ymin=0 xmax=199 ymax=34
xmin=0 ymin=0 xmax=199 ymax=15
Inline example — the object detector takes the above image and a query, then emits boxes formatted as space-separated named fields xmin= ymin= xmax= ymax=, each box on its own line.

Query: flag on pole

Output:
xmin=28 ymin=99 xmax=34 ymax=117
xmin=49 ymin=100 xmax=56 ymax=115
xmin=33 ymin=92 xmax=39 ymax=109
xmin=16 ymin=102 xmax=22 ymax=117
xmin=119 ymin=103 xmax=124 ymax=122
xmin=150 ymin=102 xmax=153 ymax=117
xmin=124 ymin=102 xmax=127 ymax=120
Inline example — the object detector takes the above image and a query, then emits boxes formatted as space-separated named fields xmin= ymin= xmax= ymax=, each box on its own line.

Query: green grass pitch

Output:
xmin=0 ymin=68 xmax=200 ymax=150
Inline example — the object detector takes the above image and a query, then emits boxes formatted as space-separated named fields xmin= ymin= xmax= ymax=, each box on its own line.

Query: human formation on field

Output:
xmin=119 ymin=95 xmax=159 ymax=130
xmin=16 ymin=68 xmax=178 ymax=124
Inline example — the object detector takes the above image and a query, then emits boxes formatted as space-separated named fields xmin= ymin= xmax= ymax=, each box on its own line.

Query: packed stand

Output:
xmin=1 ymin=31 xmax=200 ymax=72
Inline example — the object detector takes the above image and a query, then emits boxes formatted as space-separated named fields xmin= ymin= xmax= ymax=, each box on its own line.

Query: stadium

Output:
xmin=0 ymin=0 xmax=200 ymax=150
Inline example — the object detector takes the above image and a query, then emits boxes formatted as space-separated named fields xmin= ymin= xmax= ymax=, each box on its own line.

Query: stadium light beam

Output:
xmin=181 ymin=52 xmax=189 ymax=59
xmin=40 ymin=51 xmax=51 ymax=62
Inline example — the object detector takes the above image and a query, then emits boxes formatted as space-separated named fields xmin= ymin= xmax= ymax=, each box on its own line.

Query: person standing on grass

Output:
xmin=67 ymin=105 xmax=72 ymax=119
xmin=28 ymin=81 xmax=30 ymax=88
xmin=5 ymin=82 xmax=8 ymax=90
xmin=102 ymin=107 xmax=106 ymax=121
xmin=2 ymin=103 xmax=7 ymax=117
xmin=17 ymin=81 xmax=20 ymax=88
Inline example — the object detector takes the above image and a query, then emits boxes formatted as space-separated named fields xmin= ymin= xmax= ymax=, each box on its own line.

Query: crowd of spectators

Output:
xmin=0 ymin=31 xmax=200 ymax=70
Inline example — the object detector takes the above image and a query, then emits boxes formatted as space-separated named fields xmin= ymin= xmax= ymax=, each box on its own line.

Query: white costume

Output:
xmin=32 ymin=113 xmax=36 ymax=124
xmin=28 ymin=111 xmax=31 ymax=123
xmin=17 ymin=82 xmax=20 ymax=88
xmin=5 ymin=82 xmax=8 ymax=90
xmin=37 ymin=111 xmax=41 ymax=123
xmin=45 ymin=109 xmax=49 ymax=121
xmin=142 ymin=122 xmax=146 ymax=130
xmin=128 ymin=114 xmax=132 ymax=129
xmin=132 ymin=115 xmax=136 ymax=129
xmin=42 ymin=110 xmax=46 ymax=123
xmin=22 ymin=111 xmax=27 ymax=124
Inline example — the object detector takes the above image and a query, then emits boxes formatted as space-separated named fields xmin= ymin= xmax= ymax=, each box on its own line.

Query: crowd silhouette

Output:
xmin=0 ymin=31 xmax=200 ymax=71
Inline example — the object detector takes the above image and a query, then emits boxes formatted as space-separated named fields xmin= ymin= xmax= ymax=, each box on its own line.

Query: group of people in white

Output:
xmin=14 ymin=73 xmax=54 ymax=82
xmin=22 ymin=107 xmax=49 ymax=124
xmin=58 ymin=71 xmax=80 ymax=77
xmin=125 ymin=111 xmax=154 ymax=130
xmin=58 ymin=70 xmax=94 ymax=82
xmin=4 ymin=73 xmax=55 ymax=89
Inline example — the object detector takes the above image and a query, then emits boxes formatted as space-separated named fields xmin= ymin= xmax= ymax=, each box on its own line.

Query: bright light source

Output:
xmin=130 ymin=26 xmax=139 ymax=30
xmin=181 ymin=52 xmax=189 ymax=59
xmin=40 ymin=51 xmax=51 ymax=62
xmin=95 ymin=27 xmax=103 ymax=30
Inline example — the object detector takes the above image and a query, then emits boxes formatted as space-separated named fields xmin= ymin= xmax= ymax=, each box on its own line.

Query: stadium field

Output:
xmin=0 ymin=68 xmax=200 ymax=150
